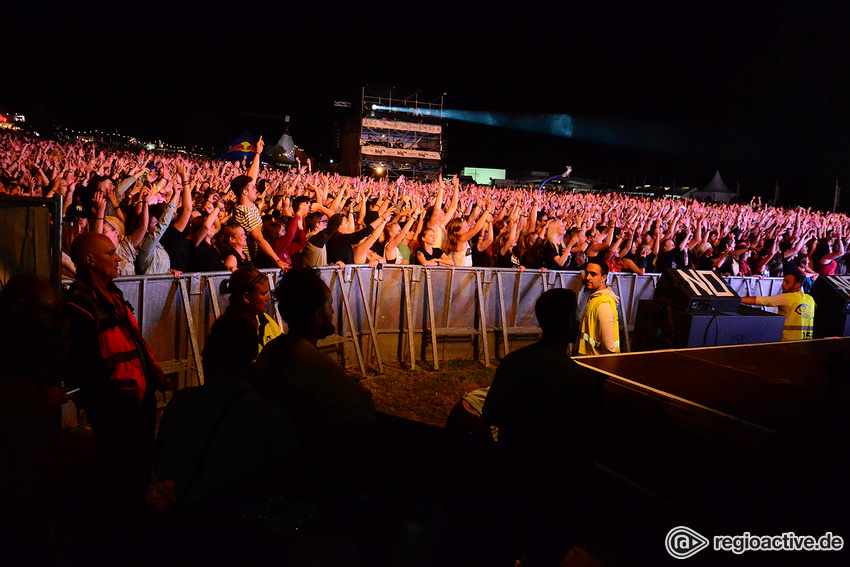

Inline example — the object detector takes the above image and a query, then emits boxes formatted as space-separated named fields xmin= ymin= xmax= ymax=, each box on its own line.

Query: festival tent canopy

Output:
xmin=216 ymin=131 xmax=268 ymax=162
xmin=684 ymin=170 xmax=736 ymax=202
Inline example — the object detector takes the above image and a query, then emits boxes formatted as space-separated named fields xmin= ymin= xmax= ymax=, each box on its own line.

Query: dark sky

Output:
xmin=4 ymin=0 xmax=850 ymax=207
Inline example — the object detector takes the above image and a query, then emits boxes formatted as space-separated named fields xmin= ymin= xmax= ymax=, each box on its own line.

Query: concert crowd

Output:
xmin=1 ymin=131 xmax=847 ymax=281
xmin=2 ymin=129 xmax=849 ymax=566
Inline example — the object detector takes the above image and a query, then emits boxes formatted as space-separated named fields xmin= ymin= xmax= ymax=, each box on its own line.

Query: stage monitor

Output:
xmin=654 ymin=269 xmax=741 ymax=313
xmin=810 ymin=275 xmax=850 ymax=315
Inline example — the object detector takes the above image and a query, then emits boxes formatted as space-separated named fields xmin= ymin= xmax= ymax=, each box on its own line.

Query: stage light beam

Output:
xmin=373 ymin=105 xmax=575 ymax=138
xmin=372 ymin=104 xmax=708 ymax=157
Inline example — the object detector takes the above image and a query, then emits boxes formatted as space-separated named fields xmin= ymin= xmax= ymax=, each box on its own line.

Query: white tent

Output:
xmin=265 ymin=131 xmax=297 ymax=164
xmin=684 ymin=171 xmax=736 ymax=202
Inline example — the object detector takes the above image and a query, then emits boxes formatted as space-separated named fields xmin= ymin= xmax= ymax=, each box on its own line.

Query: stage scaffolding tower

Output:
xmin=348 ymin=86 xmax=445 ymax=181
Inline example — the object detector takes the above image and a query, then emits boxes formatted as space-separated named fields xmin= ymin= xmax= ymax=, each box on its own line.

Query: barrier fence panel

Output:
xmin=0 ymin=195 xmax=62 ymax=294
xmin=727 ymin=276 xmax=785 ymax=314
xmin=88 ymin=269 xmax=790 ymax=398
xmin=370 ymin=265 xmax=412 ymax=367
xmin=422 ymin=268 xmax=486 ymax=367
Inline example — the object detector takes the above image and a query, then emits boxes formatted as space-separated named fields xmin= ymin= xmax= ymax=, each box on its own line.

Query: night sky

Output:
xmin=4 ymin=1 xmax=850 ymax=208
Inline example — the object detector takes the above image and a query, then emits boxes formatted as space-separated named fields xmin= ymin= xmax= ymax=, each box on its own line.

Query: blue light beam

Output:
xmin=373 ymin=105 xmax=574 ymax=138
xmin=373 ymin=105 xmax=692 ymax=156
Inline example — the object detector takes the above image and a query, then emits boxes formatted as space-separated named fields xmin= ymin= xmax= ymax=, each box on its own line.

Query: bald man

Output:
xmin=62 ymin=232 xmax=167 ymax=511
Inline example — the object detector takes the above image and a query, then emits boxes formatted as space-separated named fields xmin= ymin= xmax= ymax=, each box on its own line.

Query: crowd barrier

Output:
xmin=0 ymin=195 xmax=62 ymax=293
xmin=92 ymin=268 xmax=785 ymax=398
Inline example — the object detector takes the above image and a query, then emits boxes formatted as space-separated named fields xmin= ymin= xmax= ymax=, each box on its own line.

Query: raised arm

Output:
xmin=246 ymin=136 xmax=264 ymax=182
xmin=172 ymin=162 xmax=194 ymax=233
xmin=444 ymin=175 xmax=460 ymax=221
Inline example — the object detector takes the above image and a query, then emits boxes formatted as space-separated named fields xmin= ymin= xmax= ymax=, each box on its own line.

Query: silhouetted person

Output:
xmin=155 ymin=311 xmax=295 ymax=505
xmin=252 ymin=267 xmax=374 ymax=441
xmin=1 ymin=274 xmax=118 ymax=565
xmin=483 ymin=288 xmax=600 ymax=566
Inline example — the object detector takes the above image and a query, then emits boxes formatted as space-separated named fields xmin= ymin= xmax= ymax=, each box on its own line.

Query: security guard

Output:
xmin=741 ymin=270 xmax=815 ymax=340
xmin=577 ymin=257 xmax=621 ymax=355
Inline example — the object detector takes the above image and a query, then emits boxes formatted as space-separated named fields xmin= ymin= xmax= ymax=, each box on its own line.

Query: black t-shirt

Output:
xmin=493 ymin=246 xmax=518 ymax=269
xmin=326 ymin=225 xmax=373 ymax=265
xmin=188 ymin=240 xmax=224 ymax=272
xmin=624 ymin=253 xmax=648 ymax=273
xmin=470 ymin=235 xmax=491 ymax=268
xmin=416 ymin=247 xmax=446 ymax=264
xmin=224 ymin=247 xmax=253 ymax=269
xmin=161 ymin=224 xmax=189 ymax=272
xmin=541 ymin=241 xmax=567 ymax=270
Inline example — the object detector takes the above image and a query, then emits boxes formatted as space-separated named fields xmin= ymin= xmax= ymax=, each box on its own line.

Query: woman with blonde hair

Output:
xmin=540 ymin=219 xmax=571 ymax=270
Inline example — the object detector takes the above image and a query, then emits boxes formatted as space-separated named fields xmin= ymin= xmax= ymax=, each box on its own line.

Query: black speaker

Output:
xmin=654 ymin=269 xmax=741 ymax=313
xmin=633 ymin=300 xmax=784 ymax=351
xmin=811 ymin=275 xmax=850 ymax=315
xmin=810 ymin=275 xmax=850 ymax=337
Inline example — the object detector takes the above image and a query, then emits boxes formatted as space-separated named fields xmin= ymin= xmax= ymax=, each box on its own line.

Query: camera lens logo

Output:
xmin=665 ymin=526 xmax=709 ymax=559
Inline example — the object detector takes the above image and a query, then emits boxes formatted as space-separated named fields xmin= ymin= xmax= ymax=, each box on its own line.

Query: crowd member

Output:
xmin=326 ymin=208 xmax=392 ymax=266
xmin=254 ymin=195 xmax=310 ymax=269
xmin=415 ymin=227 xmax=454 ymax=266
xmin=470 ymin=215 xmax=495 ymax=267
xmin=251 ymin=267 xmax=375 ymax=440
xmin=377 ymin=206 xmax=421 ymax=264
xmin=2 ymin=131 xmax=849 ymax=280
xmin=482 ymin=288 xmax=599 ymax=565
xmin=221 ymin=223 xmax=252 ymax=271
xmin=136 ymin=179 xmax=180 ymax=275
xmin=187 ymin=198 xmax=226 ymax=271
xmin=444 ymin=201 xmax=492 ymax=267
xmin=741 ymin=270 xmax=815 ymax=340
xmin=229 ymin=136 xmax=289 ymax=271
xmin=491 ymin=205 xmax=523 ymax=269
xmin=93 ymin=191 xmax=143 ymax=276
xmin=301 ymin=203 xmax=343 ymax=267
xmin=424 ymin=174 xmax=460 ymax=250
xmin=62 ymin=232 xmax=168 ymax=512
xmin=217 ymin=267 xmax=281 ymax=355
xmin=0 ymin=274 xmax=120 ymax=565
xmin=541 ymin=220 xmax=573 ymax=270
xmin=577 ymin=257 xmax=621 ymax=355
xmin=154 ymin=304 xmax=295 ymax=505
xmin=812 ymin=231 xmax=846 ymax=276
xmin=159 ymin=161 xmax=195 ymax=273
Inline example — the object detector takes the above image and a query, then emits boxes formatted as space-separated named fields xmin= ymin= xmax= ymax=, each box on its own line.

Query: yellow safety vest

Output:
xmin=782 ymin=291 xmax=815 ymax=341
xmin=578 ymin=293 xmax=621 ymax=355
xmin=258 ymin=313 xmax=282 ymax=357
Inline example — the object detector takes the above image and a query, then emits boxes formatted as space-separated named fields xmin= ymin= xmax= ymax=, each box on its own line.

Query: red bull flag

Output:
xmin=217 ymin=132 xmax=266 ymax=162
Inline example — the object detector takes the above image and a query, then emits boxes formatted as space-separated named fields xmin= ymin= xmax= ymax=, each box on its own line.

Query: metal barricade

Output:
xmin=96 ymin=269 xmax=785 ymax=390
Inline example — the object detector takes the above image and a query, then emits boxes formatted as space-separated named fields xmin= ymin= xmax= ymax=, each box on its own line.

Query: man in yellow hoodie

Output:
xmin=577 ymin=257 xmax=621 ymax=355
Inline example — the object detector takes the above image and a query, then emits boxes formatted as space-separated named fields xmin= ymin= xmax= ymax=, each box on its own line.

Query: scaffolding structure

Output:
xmin=355 ymin=86 xmax=445 ymax=181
